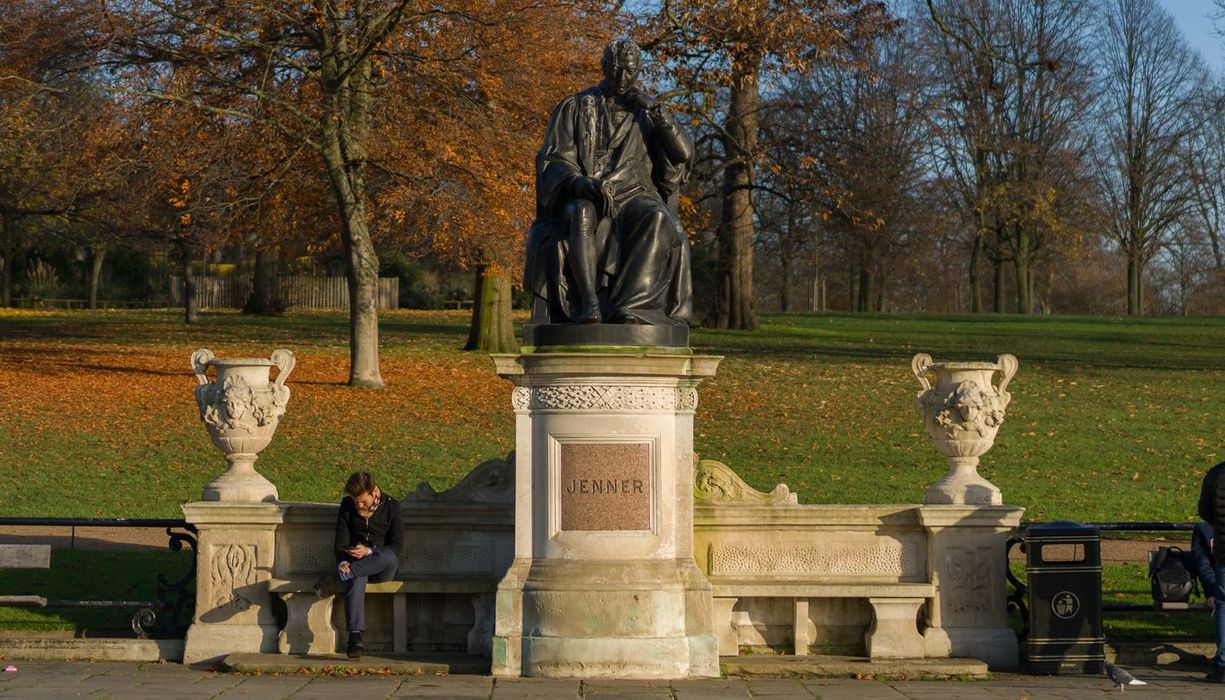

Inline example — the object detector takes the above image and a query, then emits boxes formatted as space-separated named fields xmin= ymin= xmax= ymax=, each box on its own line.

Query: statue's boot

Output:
xmin=570 ymin=205 xmax=602 ymax=324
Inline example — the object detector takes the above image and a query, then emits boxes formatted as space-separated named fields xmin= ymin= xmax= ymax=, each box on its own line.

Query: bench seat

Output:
xmin=709 ymin=579 xmax=938 ymax=659
xmin=268 ymin=576 xmax=497 ymax=656
xmin=0 ymin=545 xmax=51 ymax=609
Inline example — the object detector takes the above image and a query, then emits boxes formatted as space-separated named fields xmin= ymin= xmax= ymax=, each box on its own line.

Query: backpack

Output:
xmin=1149 ymin=546 xmax=1198 ymax=605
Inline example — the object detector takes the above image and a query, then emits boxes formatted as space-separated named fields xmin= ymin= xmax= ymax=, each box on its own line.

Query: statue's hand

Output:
xmin=571 ymin=176 xmax=614 ymax=218
xmin=627 ymin=90 xmax=657 ymax=113
xmin=571 ymin=176 xmax=603 ymax=202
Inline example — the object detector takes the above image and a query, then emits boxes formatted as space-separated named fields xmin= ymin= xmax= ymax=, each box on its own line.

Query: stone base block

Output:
xmin=278 ymin=592 xmax=337 ymax=655
xmin=922 ymin=624 xmax=953 ymax=657
xmin=712 ymin=598 xmax=739 ymax=655
xmin=924 ymin=468 xmax=1002 ymax=506
xmin=864 ymin=598 xmax=925 ymax=659
xmin=515 ymin=634 xmax=717 ymax=678
xmin=184 ymin=622 xmax=279 ymax=665
xmin=946 ymin=626 xmax=1020 ymax=669
xmin=494 ymin=559 xmax=717 ymax=678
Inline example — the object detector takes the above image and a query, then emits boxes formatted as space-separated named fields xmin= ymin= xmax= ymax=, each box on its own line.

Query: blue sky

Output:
xmin=1161 ymin=0 xmax=1224 ymax=72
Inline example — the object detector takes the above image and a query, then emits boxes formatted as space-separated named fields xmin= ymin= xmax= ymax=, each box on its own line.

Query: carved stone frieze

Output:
xmin=709 ymin=541 xmax=920 ymax=578
xmin=943 ymin=545 xmax=993 ymax=614
xmin=209 ymin=543 xmax=257 ymax=612
xmin=694 ymin=459 xmax=797 ymax=506
xmin=404 ymin=543 xmax=495 ymax=576
xmin=283 ymin=543 xmax=335 ymax=575
xmin=511 ymin=385 xmax=697 ymax=412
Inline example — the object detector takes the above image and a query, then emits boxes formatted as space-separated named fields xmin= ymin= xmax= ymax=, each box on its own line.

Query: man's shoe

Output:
xmin=1206 ymin=666 xmax=1225 ymax=683
xmin=346 ymin=632 xmax=364 ymax=659
xmin=312 ymin=572 xmax=342 ymax=598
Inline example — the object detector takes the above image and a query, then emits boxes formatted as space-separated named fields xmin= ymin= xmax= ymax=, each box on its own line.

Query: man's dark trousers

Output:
xmin=343 ymin=550 xmax=398 ymax=633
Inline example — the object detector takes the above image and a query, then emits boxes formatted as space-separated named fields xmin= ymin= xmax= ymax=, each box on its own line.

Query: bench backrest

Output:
xmin=0 ymin=544 xmax=51 ymax=569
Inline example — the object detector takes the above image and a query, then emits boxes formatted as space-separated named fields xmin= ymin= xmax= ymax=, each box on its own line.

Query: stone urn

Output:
xmin=191 ymin=348 xmax=295 ymax=502
xmin=912 ymin=353 xmax=1018 ymax=505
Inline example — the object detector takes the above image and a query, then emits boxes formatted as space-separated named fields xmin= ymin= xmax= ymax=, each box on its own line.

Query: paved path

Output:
xmin=0 ymin=660 xmax=1221 ymax=699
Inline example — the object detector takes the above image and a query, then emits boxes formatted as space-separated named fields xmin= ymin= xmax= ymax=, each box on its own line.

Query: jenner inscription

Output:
xmin=559 ymin=442 xmax=651 ymax=530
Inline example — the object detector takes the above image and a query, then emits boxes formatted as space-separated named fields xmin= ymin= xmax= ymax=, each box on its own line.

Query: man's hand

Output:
xmin=346 ymin=544 xmax=370 ymax=559
xmin=1209 ymin=597 xmax=1216 ymax=611
xmin=338 ymin=561 xmax=352 ymax=576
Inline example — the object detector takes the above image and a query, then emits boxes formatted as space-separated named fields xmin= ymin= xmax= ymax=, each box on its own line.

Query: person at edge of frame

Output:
xmin=1198 ymin=459 xmax=1225 ymax=683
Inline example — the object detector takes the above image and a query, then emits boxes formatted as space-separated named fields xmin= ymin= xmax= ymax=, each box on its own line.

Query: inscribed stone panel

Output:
xmin=559 ymin=442 xmax=651 ymax=530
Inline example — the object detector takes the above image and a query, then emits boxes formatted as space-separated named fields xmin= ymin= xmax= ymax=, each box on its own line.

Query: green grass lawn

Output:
xmin=1 ymin=309 xmax=1221 ymax=521
xmin=2 ymin=307 xmax=1221 ymax=639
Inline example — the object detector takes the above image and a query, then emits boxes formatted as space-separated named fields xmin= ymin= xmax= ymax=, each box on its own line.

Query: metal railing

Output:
xmin=0 ymin=517 xmax=197 ymax=638
xmin=1006 ymin=520 xmax=1207 ymax=640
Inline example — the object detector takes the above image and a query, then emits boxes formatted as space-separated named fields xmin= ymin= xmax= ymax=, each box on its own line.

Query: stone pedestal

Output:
xmin=181 ymin=502 xmax=284 ymax=664
xmin=919 ymin=505 xmax=1025 ymax=669
xmin=490 ymin=351 xmax=721 ymax=678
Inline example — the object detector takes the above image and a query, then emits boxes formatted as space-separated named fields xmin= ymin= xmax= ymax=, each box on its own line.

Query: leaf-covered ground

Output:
xmin=1 ymin=309 xmax=1221 ymax=521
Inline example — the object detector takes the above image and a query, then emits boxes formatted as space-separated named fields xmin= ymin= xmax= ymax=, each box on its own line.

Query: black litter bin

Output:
xmin=1024 ymin=521 xmax=1104 ymax=674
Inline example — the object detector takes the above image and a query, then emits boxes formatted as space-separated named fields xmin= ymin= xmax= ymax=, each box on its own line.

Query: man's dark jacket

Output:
xmin=1198 ymin=460 xmax=1225 ymax=566
xmin=1192 ymin=521 xmax=1217 ymax=594
xmin=333 ymin=493 xmax=405 ymax=564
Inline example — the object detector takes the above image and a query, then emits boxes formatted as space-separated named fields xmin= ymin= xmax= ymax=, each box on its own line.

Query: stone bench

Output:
xmin=709 ymin=579 xmax=936 ymax=659
xmin=268 ymin=575 xmax=497 ymax=656
xmin=0 ymin=544 xmax=51 ymax=607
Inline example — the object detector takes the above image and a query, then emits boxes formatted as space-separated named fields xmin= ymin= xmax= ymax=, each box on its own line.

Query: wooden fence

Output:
xmin=169 ymin=276 xmax=399 ymax=310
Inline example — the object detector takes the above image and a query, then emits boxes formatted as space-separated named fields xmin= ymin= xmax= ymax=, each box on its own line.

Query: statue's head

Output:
xmin=601 ymin=39 xmax=641 ymax=96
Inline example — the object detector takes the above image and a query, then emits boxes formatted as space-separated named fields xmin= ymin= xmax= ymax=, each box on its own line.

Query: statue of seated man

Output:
xmin=524 ymin=38 xmax=695 ymax=327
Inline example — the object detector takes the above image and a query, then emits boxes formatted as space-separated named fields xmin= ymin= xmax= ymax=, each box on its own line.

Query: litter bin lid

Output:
xmin=1026 ymin=520 xmax=1099 ymax=538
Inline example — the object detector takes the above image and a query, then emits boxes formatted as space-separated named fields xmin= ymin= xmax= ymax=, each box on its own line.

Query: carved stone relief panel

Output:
xmin=209 ymin=543 xmax=257 ymax=612
xmin=710 ymin=539 xmax=921 ymax=579
xmin=943 ymin=544 xmax=995 ymax=615
xmin=513 ymin=385 xmax=696 ymax=412
xmin=404 ymin=543 xmax=495 ymax=576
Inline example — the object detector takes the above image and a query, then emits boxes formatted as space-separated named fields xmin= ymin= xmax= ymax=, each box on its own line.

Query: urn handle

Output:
xmin=911 ymin=353 xmax=934 ymax=392
xmin=191 ymin=349 xmax=215 ymax=385
xmin=995 ymin=354 xmax=1019 ymax=395
xmin=270 ymin=349 xmax=296 ymax=388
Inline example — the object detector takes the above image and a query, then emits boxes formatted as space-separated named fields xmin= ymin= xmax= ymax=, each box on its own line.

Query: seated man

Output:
xmin=314 ymin=471 xmax=404 ymax=659
xmin=524 ymin=38 xmax=695 ymax=327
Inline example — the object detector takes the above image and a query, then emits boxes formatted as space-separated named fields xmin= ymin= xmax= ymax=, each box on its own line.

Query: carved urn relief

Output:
xmin=912 ymin=353 xmax=1018 ymax=505
xmin=191 ymin=348 xmax=295 ymax=502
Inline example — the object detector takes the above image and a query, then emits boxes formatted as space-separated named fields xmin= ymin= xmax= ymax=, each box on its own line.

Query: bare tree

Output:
xmin=794 ymin=24 xmax=929 ymax=312
xmin=1186 ymin=77 xmax=1225 ymax=271
xmin=923 ymin=0 xmax=1095 ymax=314
xmin=1095 ymin=0 xmax=1206 ymax=315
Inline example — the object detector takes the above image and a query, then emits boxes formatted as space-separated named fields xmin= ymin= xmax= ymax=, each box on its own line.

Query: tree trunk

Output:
xmin=1013 ymin=226 xmax=1032 ymax=314
xmin=968 ymin=233 xmax=983 ymax=313
xmin=779 ymin=253 xmax=791 ymax=312
xmin=341 ymin=227 xmax=383 ymax=387
xmin=993 ymin=258 xmax=1005 ymax=313
xmin=857 ymin=267 xmax=871 ymax=312
xmin=244 ymin=247 xmax=284 ymax=314
xmin=1 ymin=214 xmax=12 ymax=308
xmin=1127 ymin=253 xmax=1143 ymax=316
xmin=319 ymin=33 xmax=383 ymax=388
xmin=89 ymin=244 xmax=106 ymax=310
xmin=714 ymin=55 xmax=760 ymax=330
xmin=465 ymin=264 xmax=518 ymax=353
xmin=180 ymin=240 xmax=199 ymax=324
